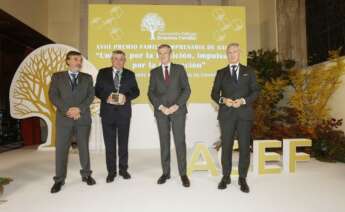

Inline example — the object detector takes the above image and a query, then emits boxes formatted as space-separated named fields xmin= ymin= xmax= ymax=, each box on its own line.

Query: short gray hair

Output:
xmin=112 ymin=50 xmax=126 ymax=56
xmin=157 ymin=44 xmax=172 ymax=53
xmin=226 ymin=43 xmax=240 ymax=51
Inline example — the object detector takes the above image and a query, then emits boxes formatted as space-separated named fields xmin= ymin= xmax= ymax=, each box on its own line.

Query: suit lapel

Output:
xmin=63 ymin=71 xmax=72 ymax=90
xmin=223 ymin=66 xmax=233 ymax=83
xmin=108 ymin=68 xmax=116 ymax=91
xmin=238 ymin=64 xmax=246 ymax=85
xmin=121 ymin=69 xmax=129 ymax=82
xmin=169 ymin=63 xmax=177 ymax=82
xmin=75 ymin=72 xmax=84 ymax=93
xmin=120 ymin=69 xmax=129 ymax=89
xmin=157 ymin=66 xmax=168 ymax=88
xmin=224 ymin=65 xmax=236 ymax=86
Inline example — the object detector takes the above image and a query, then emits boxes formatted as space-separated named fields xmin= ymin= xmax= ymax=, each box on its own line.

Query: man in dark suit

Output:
xmin=95 ymin=50 xmax=140 ymax=183
xmin=148 ymin=44 xmax=191 ymax=187
xmin=211 ymin=43 xmax=260 ymax=193
xmin=49 ymin=51 xmax=96 ymax=193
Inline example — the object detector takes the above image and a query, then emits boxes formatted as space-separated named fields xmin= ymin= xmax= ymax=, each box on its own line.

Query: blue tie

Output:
xmin=71 ymin=73 xmax=78 ymax=91
xmin=231 ymin=65 xmax=238 ymax=84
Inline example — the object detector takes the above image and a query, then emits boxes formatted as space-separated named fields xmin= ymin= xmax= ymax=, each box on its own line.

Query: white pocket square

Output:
xmin=243 ymin=74 xmax=248 ymax=76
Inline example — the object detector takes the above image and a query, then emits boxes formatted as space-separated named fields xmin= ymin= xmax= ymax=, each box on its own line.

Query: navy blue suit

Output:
xmin=211 ymin=64 xmax=260 ymax=177
xmin=95 ymin=67 xmax=140 ymax=174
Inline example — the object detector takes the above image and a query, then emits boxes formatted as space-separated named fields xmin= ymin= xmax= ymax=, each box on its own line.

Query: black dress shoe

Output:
xmin=157 ymin=174 xmax=170 ymax=184
xmin=119 ymin=170 xmax=131 ymax=179
xmin=106 ymin=173 xmax=117 ymax=183
xmin=50 ymin=182 xmax=64 ymax=193
xmin=82 ymin=176 xmax=96 ymax=185
xmin=181 ymin=175 xmax=190 ymax=187
xmin=218 ymin=176 xmax=231 ymax=190
xmin=238 ymin=177 xmax=250 ymax=193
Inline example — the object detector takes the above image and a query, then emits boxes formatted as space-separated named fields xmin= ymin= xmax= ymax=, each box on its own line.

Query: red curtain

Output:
xmin=20 ymin=118 xmax=41 ymax=145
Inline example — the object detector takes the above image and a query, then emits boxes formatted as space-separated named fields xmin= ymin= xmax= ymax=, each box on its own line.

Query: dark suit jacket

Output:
xmin=49 ymin=71 xmax=94 ymax=126
xmin=211 ymin=64 xmax=260 ymax=121
xmin=148 ymin=63 xmax=191 ymax=117
xmin=95 ymin=67 xmax=140 ymax=123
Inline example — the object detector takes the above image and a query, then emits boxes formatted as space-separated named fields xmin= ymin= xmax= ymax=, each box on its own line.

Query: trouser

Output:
xmin=219 ymin=115 xmax=252 ymax=178
xmin=54 ymin=124 xmax=91 ymax=183
xmin=102 ymin=118 xmax=130 ymax=174
xmin=156 ymin=114 xmax=187 ymax=176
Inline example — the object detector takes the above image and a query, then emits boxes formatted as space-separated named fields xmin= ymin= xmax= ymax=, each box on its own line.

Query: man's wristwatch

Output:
xmin=241 ymin=98 xmax=246 ymax=105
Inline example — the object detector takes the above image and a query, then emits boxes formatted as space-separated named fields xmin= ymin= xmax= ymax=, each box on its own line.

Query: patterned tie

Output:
xmin=114 ymin=70 xmax=121 ymax=91
xmin=231 ymin=65 xmax=238 ymax=84
xmin=164 ymin=65 xmax=170 ymax=84
xmin=71 ymin=73 xmax=78 ymax=91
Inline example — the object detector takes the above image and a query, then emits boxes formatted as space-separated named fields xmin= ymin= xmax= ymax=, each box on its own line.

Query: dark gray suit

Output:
xmin=148 ymin=63 xmax=191 ymax=176
xmin=211 ymin=64 xmax=260 ymax=177
xmin=49 ymin=71 xmax=95 ymax=183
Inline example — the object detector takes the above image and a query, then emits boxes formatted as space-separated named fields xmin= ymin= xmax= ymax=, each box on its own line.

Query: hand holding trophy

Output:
xmin=107 ymin=92 xmax=126 ymax=105
xmin=107 ymin=70 xmax=126 ymax=105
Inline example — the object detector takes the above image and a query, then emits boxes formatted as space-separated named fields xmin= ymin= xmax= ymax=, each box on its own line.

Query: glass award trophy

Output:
xmin=110 ymin=71 xmax=122 ymax=105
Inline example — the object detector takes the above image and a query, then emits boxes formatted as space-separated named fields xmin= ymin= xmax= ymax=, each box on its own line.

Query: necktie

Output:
xmin=231 ymin=65 xmax=238 ymax=84
xmin=114 ymin=71 xmax=121 ymax=91
xmin=164 ymin=65 xmax=170 ymax=84
xmin=71 ymin=73 xmax=78 ymax=91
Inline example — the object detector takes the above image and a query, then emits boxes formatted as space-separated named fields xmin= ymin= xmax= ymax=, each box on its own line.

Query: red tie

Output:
xmin=164 ymin=66 xmax=170 ymax=83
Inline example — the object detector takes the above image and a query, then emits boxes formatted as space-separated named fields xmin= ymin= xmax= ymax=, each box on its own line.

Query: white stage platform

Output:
xmin=0 ymin=147 xmax=345 ymax=212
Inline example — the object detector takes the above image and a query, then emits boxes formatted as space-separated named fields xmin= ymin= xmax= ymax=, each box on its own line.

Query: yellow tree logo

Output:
xmin=9 ymin=44 xmax=99 ymax=149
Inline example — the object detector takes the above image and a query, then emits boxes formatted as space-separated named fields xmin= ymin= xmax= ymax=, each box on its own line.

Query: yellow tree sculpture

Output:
xmin=10 ymin=44 xmax=98 ymax=149
xmin=254 ymin=77 xmax=289 ymax=137
xmin=288 ymin=51 xmax=345 ymax=134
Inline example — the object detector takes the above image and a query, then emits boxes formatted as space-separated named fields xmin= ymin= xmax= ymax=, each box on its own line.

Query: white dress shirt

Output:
xmin=112 ymin=67 xmax=123 ymax=79
xmin=68 ymin=70 xmax=79 ymax=84
xmin=229 ymin=63 xmax=240 ymax=80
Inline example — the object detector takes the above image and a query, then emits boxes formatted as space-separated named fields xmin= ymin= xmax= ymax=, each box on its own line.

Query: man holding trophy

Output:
xmin=95 ymin=50 xmax=140 ymax=183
